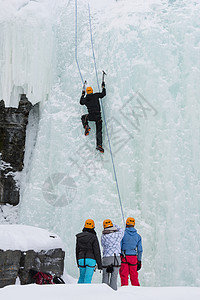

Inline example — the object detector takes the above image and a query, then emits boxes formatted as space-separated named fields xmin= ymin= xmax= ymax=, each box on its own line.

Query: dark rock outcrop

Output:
xmin=0 ymin=95 xmax=32 ymax=205
xmin=0 ymin=250 xmax=21 ymax=288
xmin=0 ymin=248 xmax=65 ymax=288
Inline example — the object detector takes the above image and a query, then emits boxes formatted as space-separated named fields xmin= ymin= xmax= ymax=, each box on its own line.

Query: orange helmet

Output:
xmin=103 ymin=219 xmax=113 ymax=229
xmin=86 ymin=87 xmax=93 ymax=94
xmin=126 ymin=217 xmax=135 ymax=227
xmin=84 ymin=219 xmax=95 ymax=229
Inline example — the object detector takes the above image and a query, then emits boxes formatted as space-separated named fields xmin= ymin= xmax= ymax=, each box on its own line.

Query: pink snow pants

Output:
xmin=119 ymin=256 xmax=140 ymax=286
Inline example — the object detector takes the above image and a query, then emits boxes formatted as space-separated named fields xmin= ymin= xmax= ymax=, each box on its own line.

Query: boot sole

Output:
xmin=96 ymin=148 xmax=104 ymax=153
xmin=84 ymin=128 xmax=91 ymax=136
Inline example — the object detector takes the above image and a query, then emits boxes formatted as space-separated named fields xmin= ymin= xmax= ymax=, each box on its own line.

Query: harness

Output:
xmin=102 ymin=254 xmax=121 ymax=273
xmin=78 ymin=251 xmax=96 ymax=269
xmin=121 ymin=250 xmax=137 ymax=266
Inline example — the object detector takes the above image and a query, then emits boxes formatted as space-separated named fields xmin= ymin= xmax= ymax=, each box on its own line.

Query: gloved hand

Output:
xmin=102 ymin=81 xmax=105 ymax=88
xmin=137 ymin=261 xmax=142 ymax=271
xmin=82 ymin=90 xmax=85 ymax=96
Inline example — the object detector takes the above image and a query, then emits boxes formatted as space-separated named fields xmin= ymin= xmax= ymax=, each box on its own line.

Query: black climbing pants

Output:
xmin=81 ymin=113 xmax=102 ymax=146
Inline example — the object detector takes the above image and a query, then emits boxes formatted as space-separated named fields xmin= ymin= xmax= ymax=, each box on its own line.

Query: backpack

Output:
xmin=33 ymin=272 xmax=54 ymax=285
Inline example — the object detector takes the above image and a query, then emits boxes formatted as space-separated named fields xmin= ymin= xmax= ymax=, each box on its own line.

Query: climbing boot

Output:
xmin=84 ymin=125 xmax=91 ymax=136
xmin=96 ymin=145 xmax=104 ymax=153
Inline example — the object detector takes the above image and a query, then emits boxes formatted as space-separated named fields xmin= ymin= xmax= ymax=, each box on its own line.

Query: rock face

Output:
xmin=0 ymin=248 xmax=65 ymax=288
xmin=0 ymin=250 xmax=21 ymax=288
xmin=0 ymin=95 xmax=32 ymax=205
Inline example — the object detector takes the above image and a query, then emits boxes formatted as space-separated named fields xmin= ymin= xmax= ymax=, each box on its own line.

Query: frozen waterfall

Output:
xmin=1 ymin=0 xmax=200 ymax=286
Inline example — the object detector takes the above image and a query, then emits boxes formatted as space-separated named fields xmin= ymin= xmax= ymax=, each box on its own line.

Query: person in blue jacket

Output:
xmin=119 ymin=217 xmax=143 ymax=286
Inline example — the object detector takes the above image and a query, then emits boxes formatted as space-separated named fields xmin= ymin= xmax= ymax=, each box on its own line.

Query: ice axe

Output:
xmin=102 ymin=70 xmax=107 ymax=84
xmin=82 ymin=80 xmax=87 ymax=92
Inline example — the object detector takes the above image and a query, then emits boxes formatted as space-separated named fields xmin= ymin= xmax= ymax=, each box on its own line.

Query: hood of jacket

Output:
xmin=76 ymin=230 xmax=96 ymax=239
xmin=125 ymin=227 xmax=137 ymax=236
xmin=102 ymin=226 xmax=118 ymax=235
xmin=76 ymin=231 xmax=88 ymax=239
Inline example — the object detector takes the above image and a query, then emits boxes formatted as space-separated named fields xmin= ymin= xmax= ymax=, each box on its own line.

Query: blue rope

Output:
xmin=88 ymin=4 xmax=125 ymax=227
xmin=88 ymin=4 xmax=100 ymax=91
xmin=75 ymin=0 xmax=84 ymax=84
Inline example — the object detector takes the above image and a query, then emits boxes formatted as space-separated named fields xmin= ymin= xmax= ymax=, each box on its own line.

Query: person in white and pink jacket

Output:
xmin=101 ymin=219 xmax=124 ymax=290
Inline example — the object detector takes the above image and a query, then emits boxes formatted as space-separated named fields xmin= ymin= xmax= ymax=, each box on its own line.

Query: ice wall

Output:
xmin=0 ymin=0 xmax=57 ymax=107
xmin=16 ymin=0 xmax=200 ymax=286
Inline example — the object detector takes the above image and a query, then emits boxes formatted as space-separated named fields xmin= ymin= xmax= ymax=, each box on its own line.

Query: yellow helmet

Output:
xmin=126 ymin=217 xmax=135 ymax=227
xmin=84 ymin=219 xmax=95 ymax=229
xmin=86 ymin=87 xmax=93 ymax=94
xmin=103 ymin=219 xmax=113 ymax=229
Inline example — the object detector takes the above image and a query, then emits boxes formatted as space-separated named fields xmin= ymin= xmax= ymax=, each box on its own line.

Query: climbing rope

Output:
xmin=88 ymin=4 xmax=100 ymax=91
xmin=75 ymin=0 xmax=125 ymax=226
xmin=75 ymin=0 xmax=84 ymax=84
xmin=88 ymin=4 xmax=125 ymax=227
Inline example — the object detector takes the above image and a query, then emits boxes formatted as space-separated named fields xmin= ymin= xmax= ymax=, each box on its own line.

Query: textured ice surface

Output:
xmin=0 ymin=0 xmax=57 ymax=107
xmin=1 ymin=0 xmax=199 ymax=286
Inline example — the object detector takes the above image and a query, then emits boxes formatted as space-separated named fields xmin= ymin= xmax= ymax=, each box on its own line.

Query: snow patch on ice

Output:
xmin=0 ymin=204 xmax=19 ymax=224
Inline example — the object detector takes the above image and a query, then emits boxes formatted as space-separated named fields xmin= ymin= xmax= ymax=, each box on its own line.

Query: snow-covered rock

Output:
xmin=0 ymin=225 xmax=64 ymax=251
xmin=0 ymin=225 xmax=65 ymax=288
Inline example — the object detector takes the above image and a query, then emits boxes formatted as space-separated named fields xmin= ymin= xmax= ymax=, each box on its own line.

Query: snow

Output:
xmin=0 ymin=204 xmax=19 ymax=224
xmin=0 ymin=225 xmax=64 ymax=251
xmin=0 ymin=284 xmax=200 ymax=300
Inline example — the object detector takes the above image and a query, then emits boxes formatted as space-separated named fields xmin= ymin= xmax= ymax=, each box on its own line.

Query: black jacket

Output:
xmin=76 ymin=230 xmax=102 ymax=269
xmin=80 ymin=88 xmax=106 ymax=114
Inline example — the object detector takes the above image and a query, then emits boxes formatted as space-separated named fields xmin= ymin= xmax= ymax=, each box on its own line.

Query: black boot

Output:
xmin=84 ymin=125 xmax=91 ymax=136
xmin=96 ymin=145 xmax=104 ymax=153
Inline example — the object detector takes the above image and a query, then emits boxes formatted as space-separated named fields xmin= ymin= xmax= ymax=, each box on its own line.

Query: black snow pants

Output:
xmin=81 ymin=113 xmax=102 ymax=146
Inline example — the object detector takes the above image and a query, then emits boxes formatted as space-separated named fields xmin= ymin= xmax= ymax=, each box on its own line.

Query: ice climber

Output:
xmin=80 ymin=81 xmax=106 ymax=153
xmin=76 ymin=219 xmax=102 ymax=284
xmin=101 ymin=219 xmax=124 ymax=290
xmin=119 ymin=217 xmax=143 ymax=286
